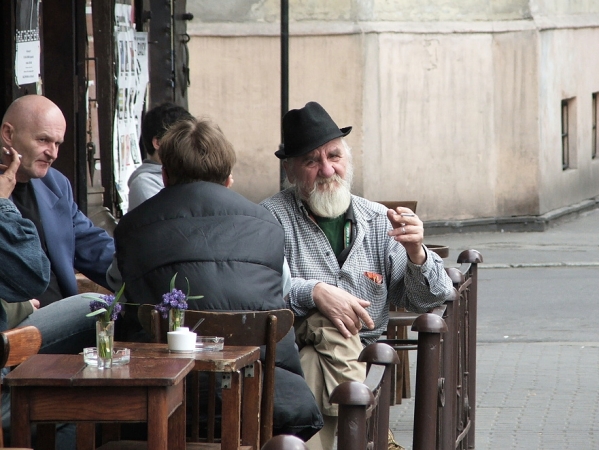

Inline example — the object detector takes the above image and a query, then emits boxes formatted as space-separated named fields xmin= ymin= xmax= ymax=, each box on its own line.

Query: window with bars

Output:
xmin=562 ymin=99 xmax=570 ymax=170
xmin=593 ymin=93 xmax=598 ymax=160
xmin=560 ymin=98 xmax=578 ymax=170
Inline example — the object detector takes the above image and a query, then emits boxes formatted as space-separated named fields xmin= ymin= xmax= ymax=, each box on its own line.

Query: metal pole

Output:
xmin=279 ymin=0 xmax=289 ymax=190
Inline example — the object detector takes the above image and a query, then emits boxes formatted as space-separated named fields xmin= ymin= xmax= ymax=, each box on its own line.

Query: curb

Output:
xmin=479 ymin=261 xmax=599 ymax=269
xmin=424 ymin=196 xmax=599 ymax=235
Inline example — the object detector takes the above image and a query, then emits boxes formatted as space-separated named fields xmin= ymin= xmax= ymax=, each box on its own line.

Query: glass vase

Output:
xmin=96 ymin=320 xmax=115 ymax=369
xmin=169 ymin=309 xmax=186 ymax=331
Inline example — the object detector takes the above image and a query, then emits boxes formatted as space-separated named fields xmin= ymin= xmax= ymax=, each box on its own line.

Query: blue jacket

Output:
xmin=29 ymin=168 xmax=114 ymax=296
xmin=0 ymin=199 xmax=50 ymax=330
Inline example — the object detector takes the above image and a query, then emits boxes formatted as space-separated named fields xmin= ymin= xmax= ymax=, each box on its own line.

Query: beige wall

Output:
xmin=186 ymin=1 xmax=599 ymax=221
xmin=492 ymin=31 xmax=540 ymax=217
xmin=537 ymin=25 xmax=599 ymax=213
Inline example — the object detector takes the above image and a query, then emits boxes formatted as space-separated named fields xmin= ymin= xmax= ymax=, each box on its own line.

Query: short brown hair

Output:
xmin=159 ymin=117 xmax=236 ymax=185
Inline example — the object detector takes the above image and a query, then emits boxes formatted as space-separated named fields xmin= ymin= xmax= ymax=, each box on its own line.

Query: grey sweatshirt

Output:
xmin=127 ymin=159 xmax=163 ymax=211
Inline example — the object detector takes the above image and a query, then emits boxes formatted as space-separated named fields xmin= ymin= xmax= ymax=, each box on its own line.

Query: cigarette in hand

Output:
xmin=400 ymin=213 xmax=415 ymax=217
xmin=3 ymin=147 xmax=22 ymax=159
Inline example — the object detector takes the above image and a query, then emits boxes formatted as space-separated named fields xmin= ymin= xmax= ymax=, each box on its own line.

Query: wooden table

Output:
xmin=125 ymin=343 xmax=261 ymax=450
xmin=5 ymin=353 xmax=194 ymax=450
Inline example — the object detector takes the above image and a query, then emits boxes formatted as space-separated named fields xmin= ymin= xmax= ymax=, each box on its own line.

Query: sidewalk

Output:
xmin=390 ymin=208 xmax=599 ymax=449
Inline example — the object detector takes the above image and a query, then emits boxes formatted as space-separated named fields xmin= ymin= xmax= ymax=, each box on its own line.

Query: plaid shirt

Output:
xmin=261 ymin=188 xmax=454 ymax=345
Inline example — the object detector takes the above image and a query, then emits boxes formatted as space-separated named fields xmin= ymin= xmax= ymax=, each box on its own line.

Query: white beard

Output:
xmin=300 ymin=169 xmax=353 ymax=218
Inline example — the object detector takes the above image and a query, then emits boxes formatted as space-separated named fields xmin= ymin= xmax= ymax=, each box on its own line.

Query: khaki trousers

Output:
xmin=294 ymin=312 xmax=366 ymax=450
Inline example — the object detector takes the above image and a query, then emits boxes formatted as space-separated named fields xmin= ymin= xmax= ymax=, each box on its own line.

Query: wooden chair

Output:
xmin=75 ymin=272 xmax=111 ymax=295
xmin=0 ymin=325 xmax=42 ymax=450
xmin=137 ymin=306 xmax=295 ymax=449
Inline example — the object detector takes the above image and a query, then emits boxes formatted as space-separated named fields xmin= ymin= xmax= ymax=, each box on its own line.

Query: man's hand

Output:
xmin=312 ymin=283 xmax=375 ymax=338
xmin=386 ymin=207 xmax=427 ymax=265
xmin=0 ymin=146 xmax=21 ymax=198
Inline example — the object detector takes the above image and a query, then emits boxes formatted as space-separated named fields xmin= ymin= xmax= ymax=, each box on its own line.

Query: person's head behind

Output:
xmin=1 ymin=95 xmax=66 ymax=183
xmin=141 ymin=102 xmax=193 ymax=157
xmin=159 ymin=117 xmax=236 ymax=186
xmin=278 ymin=102 xmax=353 ymax=218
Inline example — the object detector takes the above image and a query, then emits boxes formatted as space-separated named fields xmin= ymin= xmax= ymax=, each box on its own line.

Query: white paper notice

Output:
xmin=16 ymin=40 xmax=40 ymax=86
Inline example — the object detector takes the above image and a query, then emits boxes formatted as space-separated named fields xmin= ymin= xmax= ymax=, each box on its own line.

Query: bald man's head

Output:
xmin=1 ymin=95 xmax=66 ymax=182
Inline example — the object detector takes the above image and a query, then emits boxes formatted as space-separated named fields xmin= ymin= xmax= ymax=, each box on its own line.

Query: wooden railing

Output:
xmin=261 ymin=249 xmax=483 ymax=450
xmin=329 ymin=343 xmax=399 ymax=450
xmin=412 ymin=249 xmax=483 ymax=450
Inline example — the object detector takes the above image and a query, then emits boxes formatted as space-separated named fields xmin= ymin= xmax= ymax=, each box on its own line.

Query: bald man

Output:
xmin=0 ymin=95 xmax=114 ymax=314
xmin=0 ymin=98 xmax=113 ymax=449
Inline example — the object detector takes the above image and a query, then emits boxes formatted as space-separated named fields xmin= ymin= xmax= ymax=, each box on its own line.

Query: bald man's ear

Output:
xmin=1 ymin=123 xmax=14 ymax=145
xmin=162 ymin=167 xmax=170 ymax=187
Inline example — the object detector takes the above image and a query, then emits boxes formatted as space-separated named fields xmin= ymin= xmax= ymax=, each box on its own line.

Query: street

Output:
xmin=391 ymin=208 xmax=599 ymax=449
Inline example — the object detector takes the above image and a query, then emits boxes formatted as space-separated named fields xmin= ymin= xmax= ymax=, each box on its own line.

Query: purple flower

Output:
xmin=89 ymin=294 xmax=122 ymax=321
xmin=155 ymin=289 xmax=188 ymax=319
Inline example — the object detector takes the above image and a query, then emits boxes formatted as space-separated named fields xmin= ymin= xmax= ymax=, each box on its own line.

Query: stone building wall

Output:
xmin=185 ymin=0 xmax=599 ymax=221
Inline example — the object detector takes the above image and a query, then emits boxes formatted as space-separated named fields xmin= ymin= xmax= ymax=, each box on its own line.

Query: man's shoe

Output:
xmin=388 ymin=429 xmax=405 ymax=450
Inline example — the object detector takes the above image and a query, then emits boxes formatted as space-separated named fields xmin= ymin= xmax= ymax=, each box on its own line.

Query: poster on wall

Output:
xmin=15 ymin=0 xmax=41 ymax=87
xmin=112 ymin=2 xmax=148 ymax=214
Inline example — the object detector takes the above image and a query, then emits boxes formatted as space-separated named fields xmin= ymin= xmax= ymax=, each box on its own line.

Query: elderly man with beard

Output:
xmin=261 ymin=101 xmax=454 ymax=450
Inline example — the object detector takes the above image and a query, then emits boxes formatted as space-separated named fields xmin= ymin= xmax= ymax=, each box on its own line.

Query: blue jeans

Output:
xmin=2 ymin=294 xmax=100 ymax=448
xmin=19 ymin=293 xmax=98 ymax=354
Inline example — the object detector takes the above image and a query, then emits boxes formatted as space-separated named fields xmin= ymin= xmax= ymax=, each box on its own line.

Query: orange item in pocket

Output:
xmin=364 ymin=271 xmax=383 ymax=285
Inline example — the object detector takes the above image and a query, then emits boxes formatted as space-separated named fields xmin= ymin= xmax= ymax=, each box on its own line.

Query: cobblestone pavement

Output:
xmin=391 ymin=343 xmax=599 ymax=449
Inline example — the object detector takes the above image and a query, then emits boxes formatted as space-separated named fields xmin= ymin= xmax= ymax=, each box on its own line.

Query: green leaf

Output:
xmin=86 ymin=308 xmax=107 ymax=318
xmin=185 ymin=277 xmax=191 ymax=298
xmin=169 ymin=273 xmax=178 ymax=291
xmin=104 ymin=283 xmax=126 ymax=322
xmin=168 ymin=273 xmax=203 ymax=302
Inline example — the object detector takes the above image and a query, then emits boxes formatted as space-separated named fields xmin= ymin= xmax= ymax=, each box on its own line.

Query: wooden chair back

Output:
xmin=138 ymin=306 xmax=294 ymax=447
xmin=0 ymin=325 xmax=42 ymax=449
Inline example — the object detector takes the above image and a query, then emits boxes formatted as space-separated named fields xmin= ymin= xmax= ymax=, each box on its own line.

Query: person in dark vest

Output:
xmin=112 ymin=116 xmax=323 ymax=441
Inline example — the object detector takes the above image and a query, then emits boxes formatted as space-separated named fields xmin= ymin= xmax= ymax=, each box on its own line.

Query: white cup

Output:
xmin=167 ymin=330 xmax=197 ymax=352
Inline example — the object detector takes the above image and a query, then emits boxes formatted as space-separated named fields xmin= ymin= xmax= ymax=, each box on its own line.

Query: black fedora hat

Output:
xmin=275 ymin=101 xmax=352 ymax=159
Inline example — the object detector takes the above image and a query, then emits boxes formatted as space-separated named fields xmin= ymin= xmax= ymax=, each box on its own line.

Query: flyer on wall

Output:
xmin=112 ymin=2 xmax=148 ymax=214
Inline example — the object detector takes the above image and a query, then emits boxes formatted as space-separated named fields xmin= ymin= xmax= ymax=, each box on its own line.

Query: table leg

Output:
xmin=147 ymin=388 xmax=168 ymax=450
xmin=10 ymin=387 xmax=32 ymax=448
xmin=190 ymin=372 xmax=200 ymax=441
xmin=221 ymin=371 xmax=242 ymax=450
xmin=241 ymin=362 xmax=261 ymax=449
xmin=168 ymin=380 xmax=187 ymax=450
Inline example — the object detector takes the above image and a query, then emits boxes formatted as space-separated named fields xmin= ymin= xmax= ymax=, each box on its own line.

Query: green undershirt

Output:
xmin=315 ymin=214 xmax=346 ymax=257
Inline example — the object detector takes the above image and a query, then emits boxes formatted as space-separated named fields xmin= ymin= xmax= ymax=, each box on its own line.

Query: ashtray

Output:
xmin=83 ymin=347 xmax=131 ymax=366
xmin=196 ymin=336 xmax=224 ymax=352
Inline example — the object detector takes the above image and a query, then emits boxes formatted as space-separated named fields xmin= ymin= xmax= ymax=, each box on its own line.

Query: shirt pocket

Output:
xmin=360 ymin=274 xmax=387 ymax=303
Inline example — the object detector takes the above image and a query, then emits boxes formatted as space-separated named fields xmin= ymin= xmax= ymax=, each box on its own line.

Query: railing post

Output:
xmin=330 ymin=381 xmax=373 ymax=450
xmin=442 ymin=271 xmax=463 ymax=450
xmin=359 ymin=343 xmax=400 ymax=450
xmin=412 ymin=313 xmax=447 ymax=450
xmin=457 ymin=250 xmax=483 ymax=449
